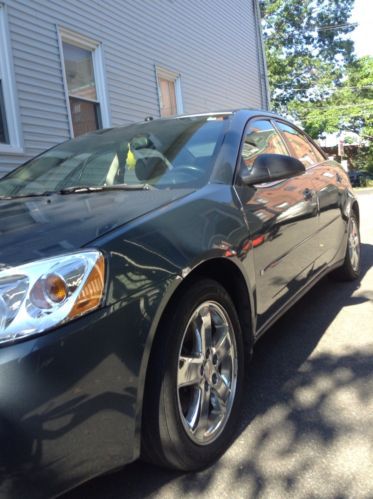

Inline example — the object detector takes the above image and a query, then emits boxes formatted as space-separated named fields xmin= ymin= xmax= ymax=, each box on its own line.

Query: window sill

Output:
xmin=0 ymin=144 xmax=24 ymax=155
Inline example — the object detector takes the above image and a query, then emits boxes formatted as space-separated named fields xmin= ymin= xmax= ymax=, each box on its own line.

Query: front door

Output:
xmin=235 ymin=119 xmax=319 ymax=330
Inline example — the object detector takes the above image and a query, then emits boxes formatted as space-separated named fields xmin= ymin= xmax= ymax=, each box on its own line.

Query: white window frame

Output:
xmin=155 ymin=66 xmax=183 ymax=116
xmin=57 ymin=26 xmax=111 ymax=138
xmin=0 ymin=3 xmax=23 ymax=154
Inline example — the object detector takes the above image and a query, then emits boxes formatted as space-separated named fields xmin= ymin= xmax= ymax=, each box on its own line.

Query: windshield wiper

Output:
xmin=59 ymin=184 xmax=154 ymax=194
xmin=0 ymin=184 xmax=154 ymax=200
xmin=0 ymin=191 xmax=54 ymax=200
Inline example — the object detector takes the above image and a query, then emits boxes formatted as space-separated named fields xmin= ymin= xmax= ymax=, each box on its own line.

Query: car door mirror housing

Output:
xmin=240 ymin=154 xmax=306 ymax=185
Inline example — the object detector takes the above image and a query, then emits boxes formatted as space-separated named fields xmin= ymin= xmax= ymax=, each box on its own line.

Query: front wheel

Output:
xmin=141 ymin=279 xmax=246 ymax=471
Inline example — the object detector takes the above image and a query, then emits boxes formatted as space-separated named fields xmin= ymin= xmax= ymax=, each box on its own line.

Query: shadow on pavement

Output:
xmin=63 ymin=242 xmax=373 ymax=498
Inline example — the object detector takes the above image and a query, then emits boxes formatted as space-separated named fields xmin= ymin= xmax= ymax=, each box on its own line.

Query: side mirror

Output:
xmin=240 ymin=153 xmax=305 ymax=185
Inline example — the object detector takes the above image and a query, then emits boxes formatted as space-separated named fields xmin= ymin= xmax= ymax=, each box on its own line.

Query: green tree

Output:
xmin=259 ymin=0 xmax=356 ymax=111
xmin=290 ymin=56 xmax=373 ymax=140
xmin=260 ymin=0 xmax=373 ymax=171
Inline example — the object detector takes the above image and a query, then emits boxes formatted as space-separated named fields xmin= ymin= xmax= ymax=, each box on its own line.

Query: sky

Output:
xmin=350 ymin=0 xmax=373 ymax=57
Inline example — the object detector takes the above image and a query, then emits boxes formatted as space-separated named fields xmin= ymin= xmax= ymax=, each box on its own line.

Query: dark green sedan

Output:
xmin=0 ymin=110 xmax=360 ymax=498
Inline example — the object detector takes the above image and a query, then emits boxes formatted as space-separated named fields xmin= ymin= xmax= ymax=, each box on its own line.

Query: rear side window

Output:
xmin=240 ymin=119 xmax=288 ymax=173
xmin=276 ymin=121 xmax=324 ymax=167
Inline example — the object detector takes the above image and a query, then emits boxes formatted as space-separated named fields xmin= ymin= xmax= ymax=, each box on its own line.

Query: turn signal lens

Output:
xmin=69 ymin=255 xmax=105 ymax=318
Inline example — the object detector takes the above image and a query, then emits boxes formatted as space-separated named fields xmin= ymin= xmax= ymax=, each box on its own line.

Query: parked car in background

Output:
xmin=348 ymin=169 xmax=373 ymax=187
xmin=0 ymin=110 xmax=360 ymax=498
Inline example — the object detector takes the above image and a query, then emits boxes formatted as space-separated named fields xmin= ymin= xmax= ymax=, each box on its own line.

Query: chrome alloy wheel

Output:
xmin=348 ymin=217 xmax=360 ymax=272
xmin=177 ymin=301 xmax=238 ymax=445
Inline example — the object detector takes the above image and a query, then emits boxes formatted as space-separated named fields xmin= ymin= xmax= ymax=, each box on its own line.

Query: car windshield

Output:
xmin=0 ymin=116 xmax=229 ymax=198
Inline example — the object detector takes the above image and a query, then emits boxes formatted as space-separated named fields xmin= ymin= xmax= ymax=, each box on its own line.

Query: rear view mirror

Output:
xmin=240 ymin=153 xmax=305 ymax=185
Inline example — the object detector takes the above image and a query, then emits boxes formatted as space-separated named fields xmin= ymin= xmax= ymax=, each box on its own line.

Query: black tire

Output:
xmin=141 ymin=278 xmax=246 ymax=471
xmin=331 ymin=212 xmax=361 ymax=281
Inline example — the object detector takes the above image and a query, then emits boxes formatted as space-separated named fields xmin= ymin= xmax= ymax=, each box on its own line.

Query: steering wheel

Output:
xmin=165 ymin=165 xmax=202 ymax=184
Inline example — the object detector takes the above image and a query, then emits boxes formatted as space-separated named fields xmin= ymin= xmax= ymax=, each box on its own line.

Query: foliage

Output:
xmin=259 ymin=0 xmax=356 ymax=110
xmin=299 ymin=57 xmax=373 ymax=171
xmin=354 ymin=143 xmax=373 ymax=172
xmin=290 ymin=56 xmax=373 ymax=140
xmin=259 ymin=0 xmax=373 ymax=171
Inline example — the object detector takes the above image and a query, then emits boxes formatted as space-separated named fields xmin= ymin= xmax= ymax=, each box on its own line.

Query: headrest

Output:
xmin=135 ymin=156 xmax=168 ymax=181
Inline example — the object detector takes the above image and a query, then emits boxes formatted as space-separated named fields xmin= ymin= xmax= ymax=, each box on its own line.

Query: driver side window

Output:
xmin=240 ymin=120 xmax=288 ymax=174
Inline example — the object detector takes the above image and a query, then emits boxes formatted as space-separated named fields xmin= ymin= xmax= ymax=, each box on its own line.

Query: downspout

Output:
xmin=252 ymin=0 xmax=270 ymax=110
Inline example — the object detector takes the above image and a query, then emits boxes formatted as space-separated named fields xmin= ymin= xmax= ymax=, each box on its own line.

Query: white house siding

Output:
xmin=0 ymin=0 xmax=268 ymax=175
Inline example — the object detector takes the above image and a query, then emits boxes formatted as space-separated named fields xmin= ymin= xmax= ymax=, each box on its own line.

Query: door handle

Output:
xmin=303 ymin=188 xmax=314 ymax=200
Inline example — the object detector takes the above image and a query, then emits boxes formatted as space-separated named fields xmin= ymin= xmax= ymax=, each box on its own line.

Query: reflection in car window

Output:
xmin=276 ymin=121 xmax=324 ymax=167
xmin=309 ymin=142 xmax=325 ymax=164
xmin=240 ymin=120 xmax=288 ymax=173
xmin=0 ymin=116 xmax=229 ymax=197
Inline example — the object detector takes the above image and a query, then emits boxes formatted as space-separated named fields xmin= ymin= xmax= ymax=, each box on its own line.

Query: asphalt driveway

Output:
xmin=64 ymin=190 xmax=373 ymax=499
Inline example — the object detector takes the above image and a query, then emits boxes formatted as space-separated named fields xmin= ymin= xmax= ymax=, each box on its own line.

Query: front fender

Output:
xmin=133 ymin=249 xmax=257 ymax=457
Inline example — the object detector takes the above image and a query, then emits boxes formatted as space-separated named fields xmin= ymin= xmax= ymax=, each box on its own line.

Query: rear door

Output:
xmin=275 ymin=121 xmax=346 ymax=269
xmin=235 ymin=118 xmax=319 ymax=329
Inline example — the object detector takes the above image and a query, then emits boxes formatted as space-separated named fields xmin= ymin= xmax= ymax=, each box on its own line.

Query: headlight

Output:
xmin=0 ymin=250 xmax=105 ymax=346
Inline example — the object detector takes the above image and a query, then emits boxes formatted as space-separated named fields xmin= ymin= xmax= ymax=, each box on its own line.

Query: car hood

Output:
xmin=0 ymin=188 xmax=194 ymax=267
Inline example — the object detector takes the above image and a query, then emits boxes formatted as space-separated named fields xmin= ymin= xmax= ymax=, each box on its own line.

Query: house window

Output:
xmin=0 ymin=5 xmax=22 ymax=152
xmin=59 ymin=28 xmax=110 ymax=138
xmin=156 ymin=67 xmax=183 ymax=117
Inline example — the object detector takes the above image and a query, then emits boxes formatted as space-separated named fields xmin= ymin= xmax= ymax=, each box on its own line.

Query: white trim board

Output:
xmin=0 ymin=4 xmax=23 ymax=154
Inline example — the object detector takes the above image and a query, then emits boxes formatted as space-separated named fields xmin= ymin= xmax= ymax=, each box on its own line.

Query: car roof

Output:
xmin=175 ymin=109 xmax=283 ymax=120
xmin=93 ymin=109 xmax=294 ymax=137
